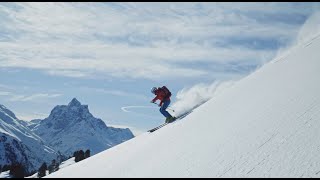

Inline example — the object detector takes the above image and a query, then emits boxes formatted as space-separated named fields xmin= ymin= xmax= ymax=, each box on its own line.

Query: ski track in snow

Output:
xmin=216 ymin=97 xmax=320 ymax=178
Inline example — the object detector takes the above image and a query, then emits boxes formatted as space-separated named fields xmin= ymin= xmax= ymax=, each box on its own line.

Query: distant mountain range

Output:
xmin=0 ymin=98 xmax=134 ymax=174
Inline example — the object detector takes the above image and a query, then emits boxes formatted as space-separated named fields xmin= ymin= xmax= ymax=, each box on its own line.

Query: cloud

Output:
xmin=47 ymin=69 xmax=91 ymax=78
xmin=0 ymin=2 xmax=312 ymax=80
xmin=0 ymin=84 xmax=62 ymax=103
xmin=8 ymin=93 xmax=62 ymax=102
xmin=171 ymin=81 xmax=235 ymax=117
xmin=79 ymin=87 xmax=149 ymax=100
xmin=0 ymin=91 xmax=11 ymax=96
xmin=170 ymin=7 xmax=320 ymax=117
xmin=16 ymin=112 xmax=48 ymax=121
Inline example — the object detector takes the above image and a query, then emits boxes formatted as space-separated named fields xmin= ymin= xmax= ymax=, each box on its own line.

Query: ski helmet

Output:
xmin=151 ymin=87 xmax=157 ymax=94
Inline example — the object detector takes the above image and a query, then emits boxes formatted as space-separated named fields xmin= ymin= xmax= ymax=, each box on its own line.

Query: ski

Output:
xmin=147 ymin=111 xmax=192 ymax=133
xmin=148 ymin=118 xmax=177 ymax=133
xmin=147 ymin=122 xmax=169 ymax=133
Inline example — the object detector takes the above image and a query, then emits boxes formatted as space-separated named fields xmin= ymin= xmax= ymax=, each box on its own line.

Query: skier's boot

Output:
xmin=165 ymin=117 xmax=170 ymax=123
xmin=167 ymin=116 xmax=176 ymax=123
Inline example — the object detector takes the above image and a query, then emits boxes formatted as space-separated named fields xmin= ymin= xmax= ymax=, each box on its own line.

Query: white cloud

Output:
xmin=172 ymin=7 xmax=320 ymax=117
xmin=16 ymin=112 xmax=48 ymax=121
xmin=0 ymin=91 xmax=11 ymax=96
xmin=0 ymin=2 xmax=315 ymax=80
xmin=79 ymin=87 xmax=149 ymax=100
xmin=47 ymin=69 xmax=91 ymax=78
xmin=8 ymin=93 xmax=62 ymax=102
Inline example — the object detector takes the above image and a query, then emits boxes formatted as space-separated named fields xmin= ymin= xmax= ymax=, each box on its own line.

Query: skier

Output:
xmin=150 ymin=86 xmax=176 ymax=123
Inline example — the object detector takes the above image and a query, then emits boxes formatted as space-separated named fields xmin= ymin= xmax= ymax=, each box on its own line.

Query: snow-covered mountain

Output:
xmin=18 ymin=119 xmax=42 ymax=130
xmin=0 ymin=105 xmax=58 ymax=174
xmin=30 ymin=98 xmax=134 ymax=157
xmin=47 ymin=32 xmax=320 ymax=177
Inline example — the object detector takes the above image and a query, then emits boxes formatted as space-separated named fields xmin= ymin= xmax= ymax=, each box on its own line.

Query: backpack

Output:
xmin=161 ymin=86 xmax=171 ymax=99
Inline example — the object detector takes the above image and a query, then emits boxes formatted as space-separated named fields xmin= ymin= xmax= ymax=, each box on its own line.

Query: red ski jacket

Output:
xmin=151 ymin=89 xmax=170 ymax=106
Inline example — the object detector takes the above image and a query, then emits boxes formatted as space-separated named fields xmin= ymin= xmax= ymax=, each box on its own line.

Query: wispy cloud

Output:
xmin=8 ymin=93 xmax=62 ymax=102
xmin=170 ymin=7 xmax=320 ymax=117
xmin=16 ymin=112 xmax=48 ymax=121
xmin=0 ymin=91 xmax=11 ymax=96
xmin=47 ymin=69 xmax=91 ymax=78
xmin=80 ymin=87 xmax=149 ymax=100
xmin=0 ymin=2 xmax=315 ymax=80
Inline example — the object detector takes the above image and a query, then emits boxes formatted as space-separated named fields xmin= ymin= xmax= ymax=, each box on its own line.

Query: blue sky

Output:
xmin=0 ymin=2 xmax=319 ymax=135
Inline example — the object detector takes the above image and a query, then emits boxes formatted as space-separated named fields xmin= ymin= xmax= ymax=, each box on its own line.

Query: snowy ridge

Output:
xmin=0 ymin=105 xmax=58 ymax=173
xmin=48 ymin=32 xmax=320 ymax=177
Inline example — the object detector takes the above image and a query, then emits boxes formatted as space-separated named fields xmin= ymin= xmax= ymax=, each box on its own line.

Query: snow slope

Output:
xmin=25 ymin=157 xmax=76 ymax=178
xmin=47 ymin=33 xmax=320 ymax=177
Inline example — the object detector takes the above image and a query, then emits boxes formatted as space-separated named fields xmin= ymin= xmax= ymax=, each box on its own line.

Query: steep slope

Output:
xmin=0 ymin=105 xmax=57 ymax=173
xmin=47 ymin=33 xmax=320 ymax=178
xmin=31 ymin=98 xmax=134 ymax=157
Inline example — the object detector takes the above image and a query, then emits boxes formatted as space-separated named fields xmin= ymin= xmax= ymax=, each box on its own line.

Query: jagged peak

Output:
xmin=68 ymin=98 xmax=81 ymax=107
xmin=47 ymin=98 xmax=91 ymax=120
